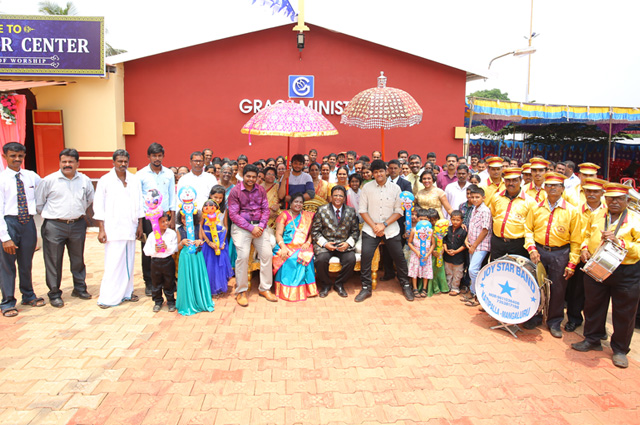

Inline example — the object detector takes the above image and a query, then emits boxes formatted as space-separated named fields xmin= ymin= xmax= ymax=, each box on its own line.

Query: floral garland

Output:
xmin=1 ymin=94 xmax=18 ymax=125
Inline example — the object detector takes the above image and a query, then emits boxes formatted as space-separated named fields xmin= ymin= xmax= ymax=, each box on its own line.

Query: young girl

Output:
xmin=210 ymin=185 xmax=237 ymax=282
xmin=346 ymin=173 xmax=363 ymax=220
xmin=200 ymin=200 xmax=234 ymax=297
xmin=426 ymin=208 xmax=450 ymax=297
xmin=176 ymin=210 xmax=215 ymax=316
xmin=407 ymin=208 xmax=435 ymax=298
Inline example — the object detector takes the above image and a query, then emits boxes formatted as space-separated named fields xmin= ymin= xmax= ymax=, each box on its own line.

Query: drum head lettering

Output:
xmin=476 ymin=257 xmax=541 ymax=324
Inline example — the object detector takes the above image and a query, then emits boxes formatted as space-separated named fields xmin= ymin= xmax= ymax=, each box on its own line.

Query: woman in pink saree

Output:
xmin=272 ymin=193 xmax=318 ymax=301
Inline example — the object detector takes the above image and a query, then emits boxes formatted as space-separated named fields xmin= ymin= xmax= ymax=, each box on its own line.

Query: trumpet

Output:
xmin=622 ymin=179 xmax=640 ymax=213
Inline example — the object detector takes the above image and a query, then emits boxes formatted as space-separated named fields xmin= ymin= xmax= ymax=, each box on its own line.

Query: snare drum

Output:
xmin=476 ymin=255 xmax=544 ymax=325
xmin=582 ymin=241 xmax=628 ymax=283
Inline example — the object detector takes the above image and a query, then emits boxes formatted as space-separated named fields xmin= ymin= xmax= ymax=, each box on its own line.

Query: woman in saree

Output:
xmin=304 ymin=162 xmax=331 ymax=212
xmin=320 ymin=162 xmax=332 ymax=183
xmin=272 ymin=193 xmax=318 ymax=302
xmin=335 ymin=165 xmax=349 ymax=189
xmin=261 ymin=167 xmax=281 ymax=231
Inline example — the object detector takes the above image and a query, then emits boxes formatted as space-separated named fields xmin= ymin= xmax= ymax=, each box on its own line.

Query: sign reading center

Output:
xmin=0 ymin=15 xmax=104 ymax=76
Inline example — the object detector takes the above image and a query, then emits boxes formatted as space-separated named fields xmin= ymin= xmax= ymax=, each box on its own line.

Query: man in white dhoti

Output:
xmin=93 ymin=150 xmax=144 ymax=308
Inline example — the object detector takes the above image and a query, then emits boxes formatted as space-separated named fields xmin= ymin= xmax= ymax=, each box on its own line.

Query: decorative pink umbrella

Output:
xmin=241 ymin=100 xmax=338 ymax=192
xmin=340 ymin=72 xmax=423 ymax=160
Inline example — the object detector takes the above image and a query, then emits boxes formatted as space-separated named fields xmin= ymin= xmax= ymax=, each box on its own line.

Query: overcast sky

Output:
xmin=3 ymin=0 xmax=639 ymax=107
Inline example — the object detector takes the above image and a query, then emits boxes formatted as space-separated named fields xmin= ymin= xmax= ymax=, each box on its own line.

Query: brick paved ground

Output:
xmin=0 ymin=231 xmax=639 ymax=425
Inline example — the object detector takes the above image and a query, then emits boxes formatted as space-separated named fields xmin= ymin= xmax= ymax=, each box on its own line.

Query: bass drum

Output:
xmin=476 ymin=255 xmax=546 ymax=325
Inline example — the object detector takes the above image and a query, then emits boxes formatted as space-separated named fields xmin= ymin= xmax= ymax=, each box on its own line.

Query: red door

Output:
xmin=32 ymin=110 xmax=65 ymax=176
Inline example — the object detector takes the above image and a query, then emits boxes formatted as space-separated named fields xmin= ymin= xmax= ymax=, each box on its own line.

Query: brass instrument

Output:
xmin=622 ymin=179 xmax=640 ymax=213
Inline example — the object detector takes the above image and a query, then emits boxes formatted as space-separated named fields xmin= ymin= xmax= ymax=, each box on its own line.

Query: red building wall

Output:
xmin=123 ymin=24 xmax=466 ymax=169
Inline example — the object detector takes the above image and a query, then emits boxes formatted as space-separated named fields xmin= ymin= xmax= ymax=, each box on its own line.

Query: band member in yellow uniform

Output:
xmin=567 ymin=162 xmax=600 ymax=207
xmin=564 ymin=177 xmax=607 ymax=333
xmin=524 ymin=158 xmax=549 ymax=202
xmin=489 ymin=168 xmax=535 ymax=259
xmin=521 ymin=163 xmax=532 ymax=186
xmin=572 ymin=183 xmax=640 ymax=369
xmin=480 ymin=156 xmax=504 ymax=206
xmin=524 ymin=172 xmax=581 ymax=338
xmin=525 ymin=157 xmax=580 ymax=207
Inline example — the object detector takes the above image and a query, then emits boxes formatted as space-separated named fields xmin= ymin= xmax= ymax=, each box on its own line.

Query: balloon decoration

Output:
xmin=415 ymin=220 xmax=433 ymax=267
xmin=399 ymin=191 xmax=415 ymax=232
xmin=178 ymin=186 xmax=198 ymax=254
xmin=433 ymin=219 xmax=450 ymax=268
xmin=144 ymin=189 xmax=165 ymax=253
xmin=202 ymin=201 xmax=224 ymax=255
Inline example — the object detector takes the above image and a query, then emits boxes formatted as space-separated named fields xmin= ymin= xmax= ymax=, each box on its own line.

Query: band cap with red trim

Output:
xmin=544 ymin=172 xmax=567 ymax=185
xmin=578 ymin=162 xmax=600 ymax=175
xmin=503 ymin=168 xmax=523 ymax=179
xmin=582 ymin=177 xmax=608 ymax=191
xmin=521 ymin=163 xmax=531 ymax=174
xmin=604 ymin=182 xmax=630 ymax=197
xmin=486 ymin=156 xmax=503 ymax=168
xmin=530 ymin=158 xmax=550 ymax=169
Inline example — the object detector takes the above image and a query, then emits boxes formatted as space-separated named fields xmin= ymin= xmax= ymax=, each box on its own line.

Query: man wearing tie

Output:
xmin=312 ymin=185 xmax=360 ymax=298
xmin=0 ymin=143 xmax=44 ymax=317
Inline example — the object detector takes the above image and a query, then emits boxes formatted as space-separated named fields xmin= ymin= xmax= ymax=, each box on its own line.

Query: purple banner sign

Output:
xmin=0 ymin=15 xmax=104 ymax=76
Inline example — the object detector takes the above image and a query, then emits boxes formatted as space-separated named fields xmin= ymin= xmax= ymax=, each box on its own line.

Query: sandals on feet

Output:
xmin=2 ymin=308 xmax=18 ymax=317
xmin=126 ymin=294 xmax=139 ymax=303
xmin=419 ymin=289 xmax=428 ymax=298
xmin=22 ymin=297 xmax=45 ymax=307
xmin=465 ymin=297 xmax=480 ymax=307
xmin=412 ymin=289 xmax=420 ymax=297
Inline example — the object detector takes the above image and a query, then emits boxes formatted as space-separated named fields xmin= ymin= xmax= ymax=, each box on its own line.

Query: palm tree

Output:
xmin=38 ymin=1 xmax=127 ymax=57
xmin=38 ymin=1 xmax=78 ymax=16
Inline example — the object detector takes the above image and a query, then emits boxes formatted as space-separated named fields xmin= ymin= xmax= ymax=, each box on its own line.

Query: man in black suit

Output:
xmin=380 ymin=159 xmax=411 ymax=280
xmin=312 ymin=185 xmax=360 ymax=298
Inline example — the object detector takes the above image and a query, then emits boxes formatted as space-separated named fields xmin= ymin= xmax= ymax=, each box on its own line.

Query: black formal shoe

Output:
xmin=319 ymin=287 xmax=330 ymax=298
xmin=380 ymin=274 xmax=396 ymax=281
xmin=145 ymin=287 xmax=152 ymax=297
xmin=564 ymin=322 xmax=579 ymax=332
xmin=334 ymin=285 xmax=348 ymax=298
xmin=168 ymin=304 xmax=176 ymax=312
xmin=71 ymin=290 xmax=92 ymax=300
xmin=153 ymin=304 xmax=162 ymax=313
xmin=612 ymin=353 xmax=629 ymax=368
xmin=522 ymin=318 xmax=541 ymax=330
xmin=402 ymin=286 xmax=415 ymax=302
xmin=549 ymin=327 xmax=563 ymax=338
xmin=50 ymin=298 xmax=64 ymax=308
xmin=571 ymin=340 xmax=603 ymax=352
xmin=354 ymin=288 xmax=372 ymax=303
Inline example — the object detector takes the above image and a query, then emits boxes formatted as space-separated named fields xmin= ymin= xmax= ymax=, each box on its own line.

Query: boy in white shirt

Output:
xmin=143 ymin=213 xmax=178 ymax=312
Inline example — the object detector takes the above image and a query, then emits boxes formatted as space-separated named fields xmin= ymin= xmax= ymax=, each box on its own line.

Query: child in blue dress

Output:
xmin=200 ymin=199 xmax=234 ymax=297
xmin=176 ymin=210 xmax=214 ymax=316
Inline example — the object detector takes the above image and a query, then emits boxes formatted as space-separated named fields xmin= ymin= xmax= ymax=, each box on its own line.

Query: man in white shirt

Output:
xmin=0 ymin=143 xmax=44 ymax=317
xmin=176 ymin=151 xmax=217 ymax=211
xmin=564 ymin=160 xmax=580 ymax=191
xmin=138 ymin=143 xmax=176 ymax=296
xmin=444 ymin=165 xmax=471 ymax=219
xmin=36 ymin=148 xmax=94 ymax=308
xmin=358 ymin=160 xmax=414 ymax=303
xmin=94 ymin=150 xmax=144 ymax=308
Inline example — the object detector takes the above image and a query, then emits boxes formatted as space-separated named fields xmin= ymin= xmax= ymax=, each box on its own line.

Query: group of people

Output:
xmin=1 ymin=142 xmax=639 ymax=369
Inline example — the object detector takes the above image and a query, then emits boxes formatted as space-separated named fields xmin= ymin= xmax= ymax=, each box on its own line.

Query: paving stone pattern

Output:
xmin=0 ymin=232 xmax=638 ymax=424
